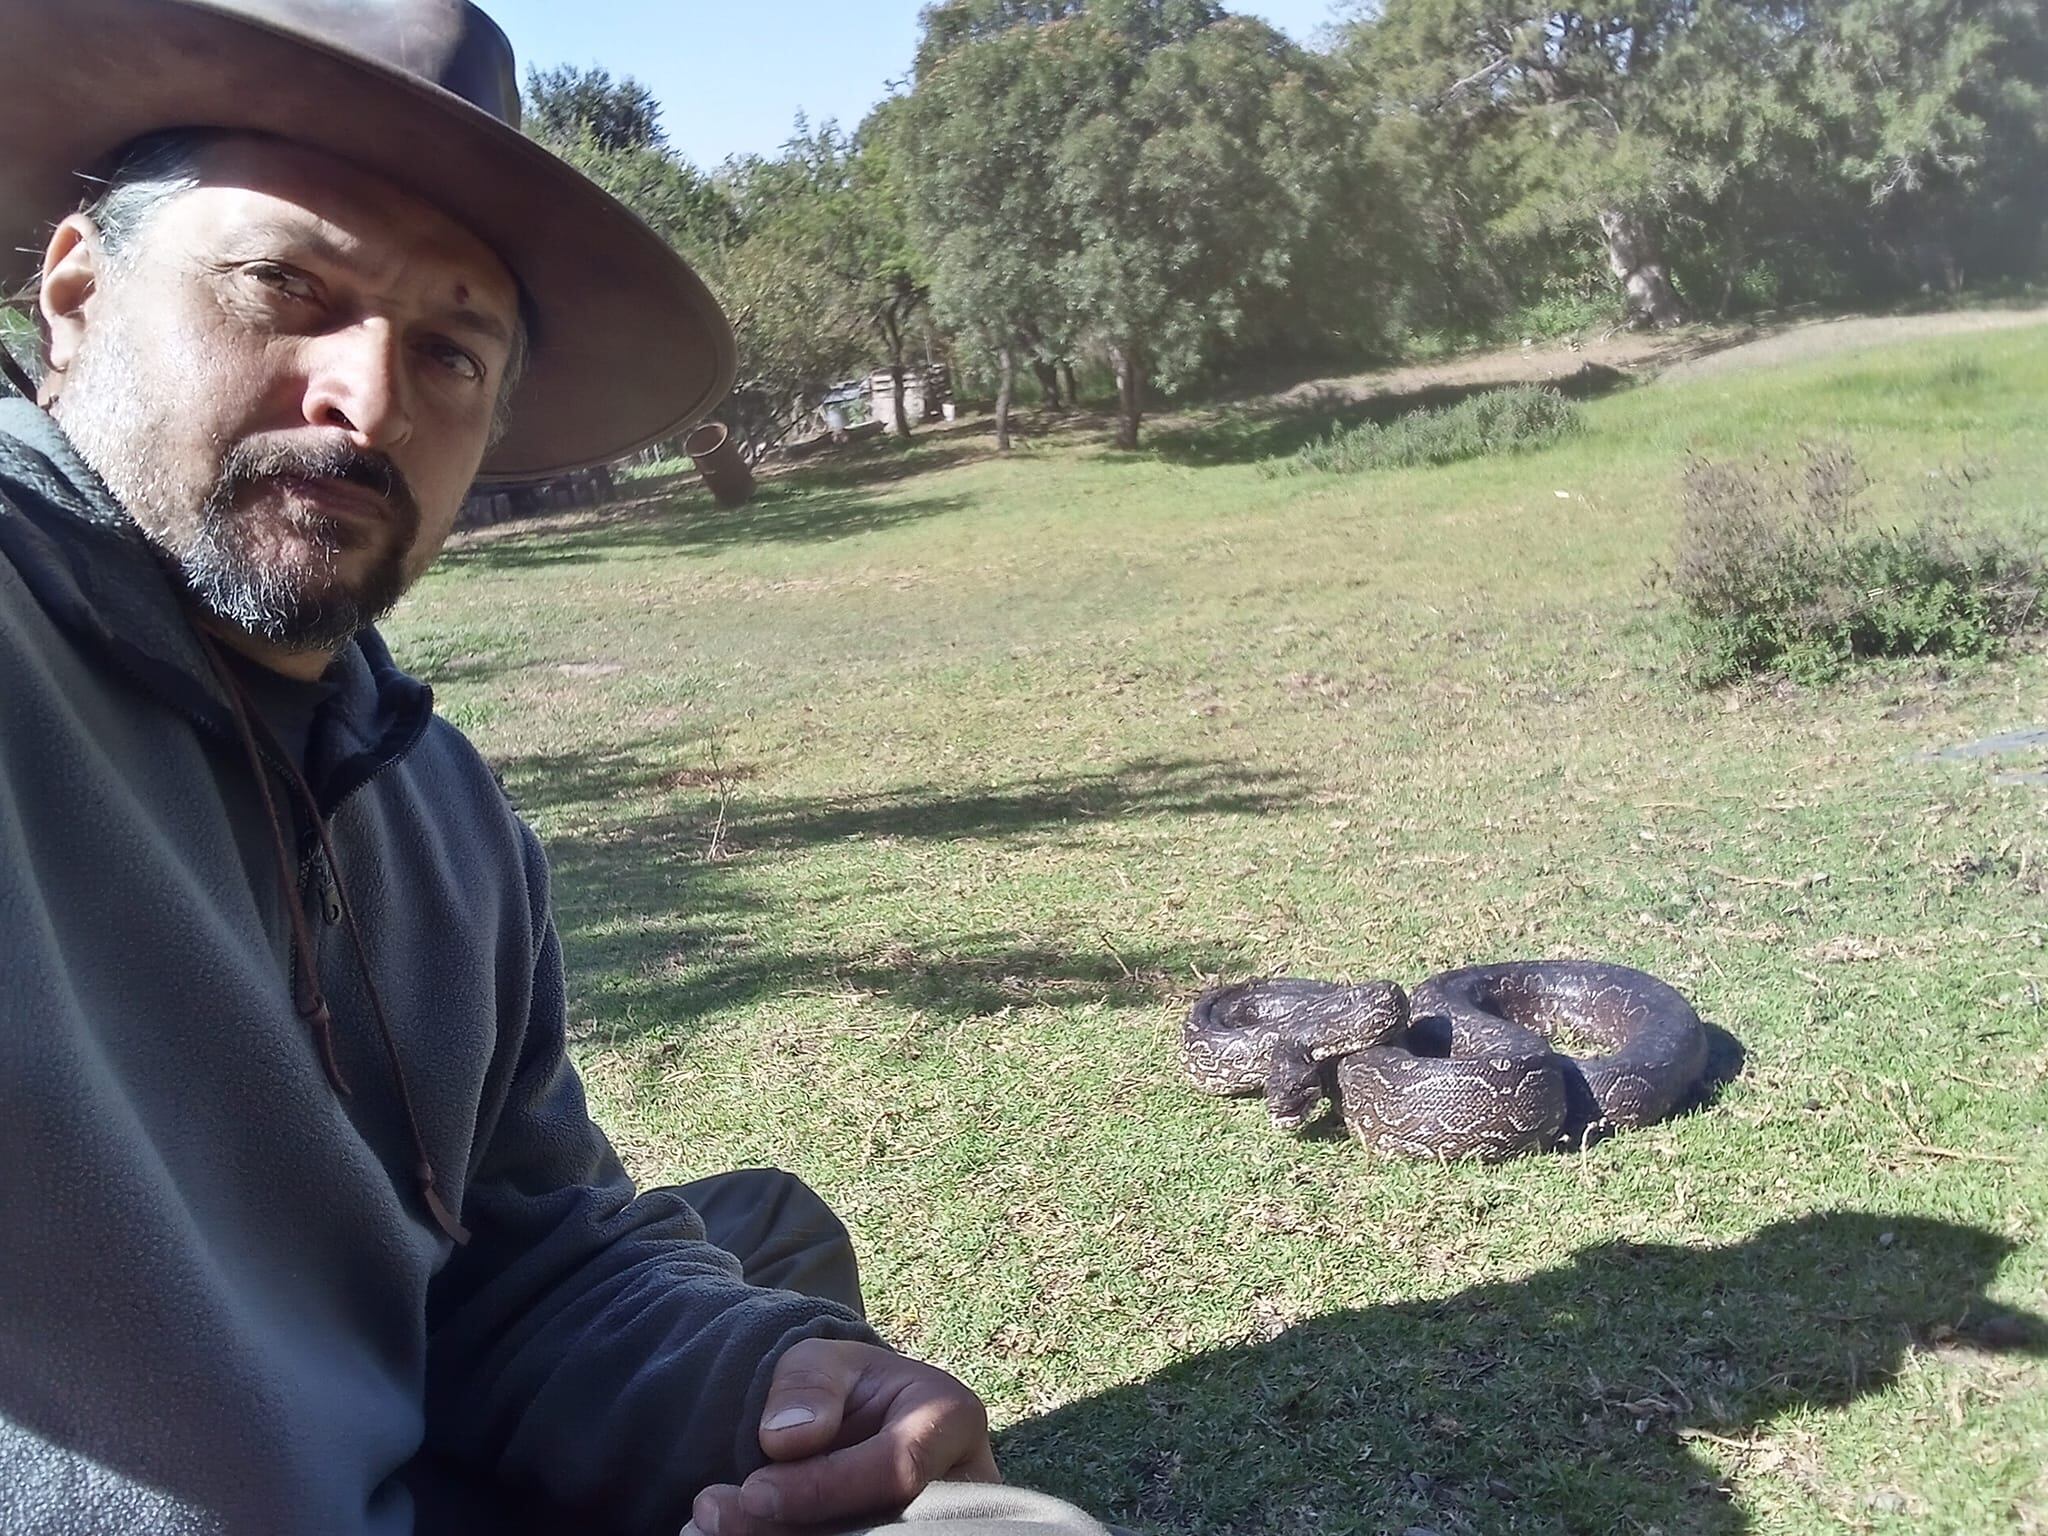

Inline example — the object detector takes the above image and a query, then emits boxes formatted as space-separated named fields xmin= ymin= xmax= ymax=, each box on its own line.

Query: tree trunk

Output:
xmin=1108 ymin=340 xmax=1143 ymax=450
xmin=1059 ymin=361 xmax=1078 ymax=409
xmin=888 ymin=363 xmax=910 ymax=440
xmin=882 ymin=314 xmax=911 ymax=440
xmin=1030 ymin=358 xmax=1063 ymax=410
xmin=995 ymin=344 xmax=1014 ymax=453
xmin=1716 ymin=189 xmax=1744 ymax=319
xmin=1598 ymin=208 xmax=1687 ymax=329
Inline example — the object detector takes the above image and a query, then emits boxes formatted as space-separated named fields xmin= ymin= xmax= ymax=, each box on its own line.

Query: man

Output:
xmin=0 ymin=4 xmax=1111 ymax=1534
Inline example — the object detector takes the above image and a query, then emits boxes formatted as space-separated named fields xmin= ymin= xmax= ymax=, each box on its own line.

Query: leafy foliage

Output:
xmin=1669 ymin=446 xmax=2045 ymax=684
xmin=719 ymin=119 xmax=932 ymax=449
xmin=1056 ymin=15 xmax=1348 ymax=443
xmin=522 ymin=64 xmax=736 ymax=263
xmin=1340 ymin=0 xmax=2048 ymax=329
xmin=514 ymin=0 xmax=2048 ymax=458
xmin=524 ymin=69 xmax=919 ymax=455
xmin=904 ymin=4 xmax=1350 ymax=447
xmin=523 ymin=64 xmax=667 ymax=153
xmin=1279 ymin=386 xmax=1582 ymax=474
xmin=0 ymin=305 xmax=40 ymax=397
xmin=898 ymin=16 xmax=1089 ymax=446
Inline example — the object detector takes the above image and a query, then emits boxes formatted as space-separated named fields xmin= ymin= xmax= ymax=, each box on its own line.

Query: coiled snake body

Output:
xmin=1183 ymin=961 xmax=1709 ymax=1158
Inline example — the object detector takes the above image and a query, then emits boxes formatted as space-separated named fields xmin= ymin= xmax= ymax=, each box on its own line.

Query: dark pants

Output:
xmin=403 ymin=1168 xmax=862 ymax=1534
xmin=678 ymin=1166 xmax=865 ymax=1313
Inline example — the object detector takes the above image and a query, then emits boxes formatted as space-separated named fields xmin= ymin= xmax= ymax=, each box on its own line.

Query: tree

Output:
xmin=1343 ymin=0 xmax=2048 ymax=327
xmin=904 ymin=2 xmax=1332 ymax=450
xmin=1805 ymin=0 xmax=2048 ymax=291
xmin=523 ymin=64 xmax=666 ymax=152
xmin=709 ymin=143 xmax=874 ymax=455
xmin=761 ymin=109 xmax=933 ymax=440
xmin=710 ymin=216 xmax=873 ymax=454
xmin=914 ymin=0 xmax=1086 ymax=72
xmin=523 ymin=65 xmax=735 ymax=263
xmin=714 ymin=115 xmax=938 ymax=448
xmin=524 ymin=65 xmax=856 ymax=456
xmin=1344 ymin=0 xmax=1710 ymax=327
xmin=900 ymin=18 xmax=1084 ymax=449
xmin=1053 ymin=13 xmax=1343 ymax=446
xmin=0 ymin=304 xmax=38 ymax=399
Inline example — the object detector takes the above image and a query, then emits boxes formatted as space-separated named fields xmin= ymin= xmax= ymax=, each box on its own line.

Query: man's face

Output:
xmin=40 ymin=135 xmax=522 ymax=654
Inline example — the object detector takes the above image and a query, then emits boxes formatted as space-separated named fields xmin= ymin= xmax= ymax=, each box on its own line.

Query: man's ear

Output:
xmin=38 ymin=215 xmax=107 ymax=400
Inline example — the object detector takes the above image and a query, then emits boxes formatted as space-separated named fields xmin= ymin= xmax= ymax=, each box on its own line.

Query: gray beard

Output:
xmin=54 ymin=325 xmax=417 ymax=653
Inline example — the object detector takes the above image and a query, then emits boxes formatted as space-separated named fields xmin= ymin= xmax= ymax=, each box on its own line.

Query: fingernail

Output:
xmin=741 ymin=1481 xmax=783 ymax=1520
xmin=693 ymin=1505 xmax=720 ymax=1536
xmin=764 ymin=1406 xmax=816 ymax=1431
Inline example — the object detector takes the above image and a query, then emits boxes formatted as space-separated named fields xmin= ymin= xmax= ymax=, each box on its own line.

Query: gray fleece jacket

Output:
xmin=0 ymin=399 xmax=879 ymax=1535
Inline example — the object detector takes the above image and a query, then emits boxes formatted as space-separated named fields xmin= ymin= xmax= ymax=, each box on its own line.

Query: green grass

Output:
xmin=388 ymin=327 xmax=2048 ymax=1535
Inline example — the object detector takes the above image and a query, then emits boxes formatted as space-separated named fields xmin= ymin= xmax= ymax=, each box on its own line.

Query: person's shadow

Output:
xmin=997 ymin=1211 xmax=2045 ymax=1534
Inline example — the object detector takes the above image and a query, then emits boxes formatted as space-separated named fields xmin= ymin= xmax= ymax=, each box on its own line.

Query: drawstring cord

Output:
xmin=194 ymin=633 xmax=352 ymax=1098
xmin=194 ymin=628 xmax=472 ymax=1247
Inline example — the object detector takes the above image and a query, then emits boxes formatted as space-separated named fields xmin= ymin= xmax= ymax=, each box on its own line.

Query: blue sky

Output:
xmin=486 ymin=2 xmax=1357 ymax=168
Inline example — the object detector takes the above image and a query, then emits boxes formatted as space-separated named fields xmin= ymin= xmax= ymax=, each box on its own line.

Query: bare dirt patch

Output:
xmin=1657 ymin=304 xmax=2048 ymax=382
xmin=1240 ymin=303 xmax=2048 ymax=412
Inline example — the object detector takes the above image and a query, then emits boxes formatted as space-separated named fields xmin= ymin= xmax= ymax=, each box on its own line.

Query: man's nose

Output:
xmin=301 ymin=320 xmax=414 ymax=450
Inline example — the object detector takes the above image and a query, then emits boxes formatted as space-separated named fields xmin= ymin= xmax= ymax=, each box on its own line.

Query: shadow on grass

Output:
xmin=999 ymin=1210 xmax=2045 ymax=1536
xmin=734 ymin=755 xmax=1309 ymax=852
xmin=567 ymin=924 xmax=1219 ymax=1036
xmin=769 ymin=438 xmax=997 ymax=492
xmin=492 ymin=748 xmax=1309 ymax=1038
xmin=439 ymin=478 xmax=973 ymax=573
xmin=605 ymin=437 xmax=996 ymax=517
xmin=501 ymin=750 xmax=1308 ymax=851
xmin=1148 ymin=368 xmax=1637 ymax=469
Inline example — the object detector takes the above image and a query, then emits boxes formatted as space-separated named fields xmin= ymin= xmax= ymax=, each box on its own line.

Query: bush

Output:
xmin=1669 ymin=446 xmax=2044 ymax=685
xmin=0 ymin=307 xmax=41 ymax=399
xmin=1278 ymin=386 xmax=1581 ymax=475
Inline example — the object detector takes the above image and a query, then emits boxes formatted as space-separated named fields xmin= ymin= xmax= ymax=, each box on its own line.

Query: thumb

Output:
xmin=756 ymin=1338 xmax=859 ymax=1462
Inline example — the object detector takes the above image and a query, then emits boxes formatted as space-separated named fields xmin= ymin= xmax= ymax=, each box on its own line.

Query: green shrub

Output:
xmin=1506 ymin=281 xmax=1618 ymax=340
xmin=1669 ymin=446 xmax=2044 ymax=686
xmin=0 ymin=306 xmax=40 ymax=399
xmin=1278 ymin=386 xmax=1581 ymax=475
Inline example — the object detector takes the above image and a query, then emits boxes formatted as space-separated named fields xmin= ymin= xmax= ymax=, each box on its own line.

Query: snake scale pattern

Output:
xmin=1182 ymin=961 xmax=1710 ymax=1158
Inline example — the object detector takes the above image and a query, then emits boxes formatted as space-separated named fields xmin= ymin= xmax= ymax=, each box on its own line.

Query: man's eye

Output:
xmin=426 ymin=342 xmax=484 ymax=383
xmin=246 ymin=263 xmax=319 ymax=301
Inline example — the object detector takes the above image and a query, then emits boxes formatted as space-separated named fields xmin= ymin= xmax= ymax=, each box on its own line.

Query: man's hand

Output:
xmin=685 ymin=1338 xmax=1001 ymax=1536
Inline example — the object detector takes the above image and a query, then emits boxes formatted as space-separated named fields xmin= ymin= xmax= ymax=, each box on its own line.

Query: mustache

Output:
xmin=214 ymin=439 xmax=421 ymax=533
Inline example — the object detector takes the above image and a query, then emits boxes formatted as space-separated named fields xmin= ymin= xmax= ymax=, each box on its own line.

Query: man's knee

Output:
xmin=679 ymin=1167 xmax=864 ymax=1314
xmin=800 ymin=1483 xmax=1118 ymax=1535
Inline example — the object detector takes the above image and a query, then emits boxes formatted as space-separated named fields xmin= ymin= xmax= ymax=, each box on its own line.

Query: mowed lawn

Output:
xmin=388 ymin=327 xmax=2048 ymax=1536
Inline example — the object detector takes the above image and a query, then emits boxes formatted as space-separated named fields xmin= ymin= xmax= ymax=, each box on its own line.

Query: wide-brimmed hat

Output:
xmin=0 ymin=0 xmax=736 ymax=481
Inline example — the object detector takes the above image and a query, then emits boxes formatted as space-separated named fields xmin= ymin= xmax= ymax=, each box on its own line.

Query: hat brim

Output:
xmin=0 ymin=0 xmax=736 ymax=482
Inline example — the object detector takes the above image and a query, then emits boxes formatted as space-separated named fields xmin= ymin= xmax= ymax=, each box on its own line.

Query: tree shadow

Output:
xmin=491 ymin=748 xmax=1312 ymax=1039
xmin=1146 ymin=366 xmax=1637 ymax=469
xmin=499 ymin=749 xmax=1310 ymax=856
xmin=764 ymin=438 xmax=997 ymax=492
xmin=437 ymin=479 xmax=972 ymax=573
xmin=732 ymin=755 xmax=1311 ymax=852
xmin=567 ymin=924 xmax=1223 ymax=1040
xmin=997 ymin=1211 xmax=2045 ymax=1535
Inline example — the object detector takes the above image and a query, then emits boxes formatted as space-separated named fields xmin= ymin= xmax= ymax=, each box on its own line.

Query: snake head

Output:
xmin=1262 ymin=1046 xmax=1329 ymax=1134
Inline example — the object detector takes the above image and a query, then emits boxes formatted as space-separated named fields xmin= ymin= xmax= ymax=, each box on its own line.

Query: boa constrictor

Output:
xmin=1181 ymin=961 xmax=1710 ymax=1158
